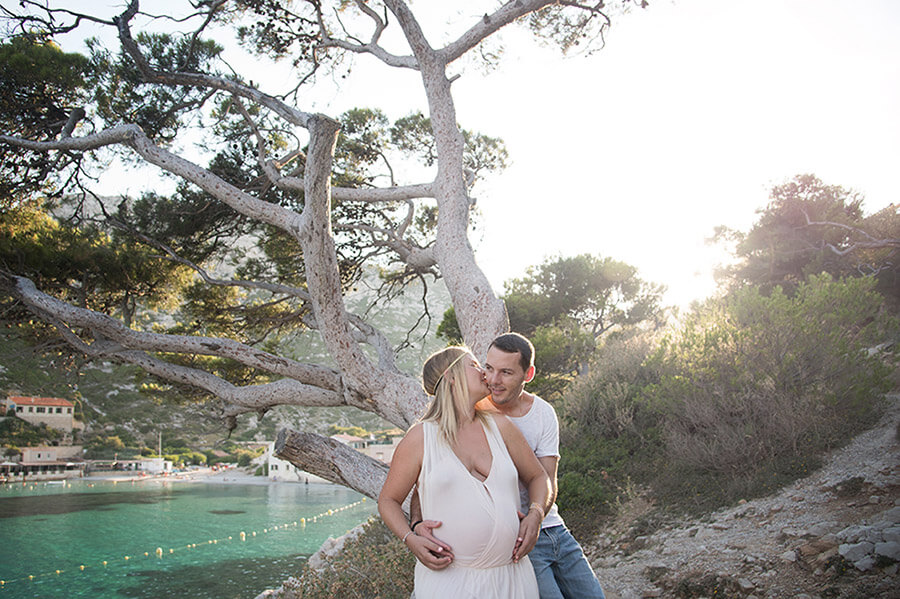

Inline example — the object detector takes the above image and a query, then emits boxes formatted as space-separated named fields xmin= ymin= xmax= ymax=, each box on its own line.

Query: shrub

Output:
xmin=557 ymin=275 xmax=897 ymax=517
xmin=0 ymin=417 xmax=64 ymax=447
xmin=557 ymin=334 xmax=665 ymax=530
xmin=644 ymin=274 xmax=896 ymax=509
xmin=295 ymin=517 xmax=415 ymax=599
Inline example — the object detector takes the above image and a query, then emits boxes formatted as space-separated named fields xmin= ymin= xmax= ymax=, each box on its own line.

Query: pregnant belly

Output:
xmin=427 ymin=502 xmax=520 ymax=567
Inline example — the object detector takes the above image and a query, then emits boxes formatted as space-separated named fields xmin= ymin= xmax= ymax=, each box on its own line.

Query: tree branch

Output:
xmin=113 ymin=1 xmax=315 ymax=128
xmin=275 ymin=427 xmax=392 ymax=501
xmin=800 ymin=212 xmax=900 ymax=256
xmin=316 ymin=0 xmax=418 ymax=70
xmin=439 ymin=0 xmax=556 ymax=65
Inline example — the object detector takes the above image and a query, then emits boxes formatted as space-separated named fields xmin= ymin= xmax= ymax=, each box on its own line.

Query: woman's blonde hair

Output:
xmin=420 ymin=346 xmax=484 ymax=445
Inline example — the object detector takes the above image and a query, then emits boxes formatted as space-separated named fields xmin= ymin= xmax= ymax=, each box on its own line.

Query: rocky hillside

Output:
xmin=0 ymin=276 xmax=451 ymax=448
xmin=585 ymin=394 xmax=900 ymax=599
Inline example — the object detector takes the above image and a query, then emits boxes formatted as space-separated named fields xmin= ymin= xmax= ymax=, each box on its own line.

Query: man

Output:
xmin=411 ymin=333 xmax=605 ymax=598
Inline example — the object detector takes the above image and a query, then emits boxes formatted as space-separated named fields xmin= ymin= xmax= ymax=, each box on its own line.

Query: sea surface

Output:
xmin=0 ymin=477 xmax=375 ymax=599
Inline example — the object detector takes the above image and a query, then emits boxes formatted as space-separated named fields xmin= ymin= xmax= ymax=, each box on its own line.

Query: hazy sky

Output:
xmin=448 ymin=0 xmax=900 ymax=307
xmin=70 ymin=0 xmax=900 ymax=308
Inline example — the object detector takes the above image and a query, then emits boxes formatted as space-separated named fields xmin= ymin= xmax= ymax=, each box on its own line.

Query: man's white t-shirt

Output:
xmin=508 ymin=394 xmax=565 ymax=529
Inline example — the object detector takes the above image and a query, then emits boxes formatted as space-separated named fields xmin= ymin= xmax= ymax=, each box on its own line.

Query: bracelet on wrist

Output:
xmin=528 ymin=502 xmax=544 ymax=517
xmin=401 ymin=530 xmax=415 ymax=544
xmin=410 ymin=519 xmax=423 ymax=533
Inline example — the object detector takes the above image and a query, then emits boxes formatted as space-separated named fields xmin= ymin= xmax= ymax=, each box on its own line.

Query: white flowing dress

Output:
xmin=414 ymin=415 xmax=539 ymax=599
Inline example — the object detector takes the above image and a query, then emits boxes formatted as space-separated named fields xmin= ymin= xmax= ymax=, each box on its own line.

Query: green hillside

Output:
xmin=0 ymin=277 xmax=450 ymax=454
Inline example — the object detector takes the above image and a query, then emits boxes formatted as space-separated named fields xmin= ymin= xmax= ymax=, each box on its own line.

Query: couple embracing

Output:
xmin=378 ymin=333 xmax=606 ymax=599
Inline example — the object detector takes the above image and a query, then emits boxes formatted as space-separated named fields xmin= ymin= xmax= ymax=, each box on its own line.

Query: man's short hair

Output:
xmin=489 ymin=332 xmax=534 ymax=373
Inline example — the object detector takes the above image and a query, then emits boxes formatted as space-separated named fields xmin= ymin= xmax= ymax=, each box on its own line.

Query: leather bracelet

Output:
xmin=410 ymin=519 xmax=423 ymax=533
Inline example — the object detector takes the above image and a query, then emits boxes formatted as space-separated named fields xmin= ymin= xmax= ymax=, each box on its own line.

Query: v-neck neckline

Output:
xmin=449 ymin=417 xmax=494 ymax=484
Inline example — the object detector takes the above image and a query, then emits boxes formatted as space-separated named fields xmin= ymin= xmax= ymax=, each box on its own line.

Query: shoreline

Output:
xmin=79 ymin=466 xmax=335 ymax=487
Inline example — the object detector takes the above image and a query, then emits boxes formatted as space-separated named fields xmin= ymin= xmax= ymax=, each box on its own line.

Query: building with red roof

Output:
xmin=3 ymin=396 xmax=77 ymax=432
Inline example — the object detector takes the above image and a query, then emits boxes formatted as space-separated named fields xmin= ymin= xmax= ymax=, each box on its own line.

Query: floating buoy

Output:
xmin=102 ymin=561 xmax=108 ymax=567
xmin=156 ymin=547 xmax=163 ymax=557
xmin=124 ymin=556 xmax=130 ymax=561
xmin=79 ymin=565 xmax=85 ymax=571
xmin=55 ymin=570 xmax=61 ymax=575
xmin=169 ymin=549 xmax=174 ymax=554
xmin=240 ymin=532 xmax=246 ymax=541
xmin=28 ymin=575 xmax=33 ymax=581
xmin=143 ymin=552 xmax=149 ymax=557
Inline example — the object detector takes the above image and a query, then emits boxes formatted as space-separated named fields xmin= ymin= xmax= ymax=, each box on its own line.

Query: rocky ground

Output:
xmin=585 ymin=395 xmax=900 ymax=599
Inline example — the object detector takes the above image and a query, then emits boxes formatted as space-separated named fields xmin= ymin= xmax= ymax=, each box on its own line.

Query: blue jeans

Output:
xmin=529 ymin=525 xmax=605 ymax=599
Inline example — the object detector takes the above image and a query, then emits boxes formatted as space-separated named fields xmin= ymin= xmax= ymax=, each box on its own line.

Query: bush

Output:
xmin=637 ymin=275 xmax=897 ymax=511
xmin=557 ymin=275 xmax=897 ymax=517
xmin=653 ymin=275 xmax=895 ymax=478
xmin=294 ymin=517 xmax=414 ymax=599
xmin=0 ymin=417 xmax=64 ymax=447
xmin=557 ymin=334 xmax=665 ymax=530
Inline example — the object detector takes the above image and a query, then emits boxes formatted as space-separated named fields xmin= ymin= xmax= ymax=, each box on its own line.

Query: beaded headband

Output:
xmin=431 ymin=352 xmax=468 ymax=394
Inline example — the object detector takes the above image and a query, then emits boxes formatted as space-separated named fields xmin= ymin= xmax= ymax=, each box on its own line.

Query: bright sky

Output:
xmin=451 ymin=0 xmax=900 ymax=308
xmin=70 ymin=0 xmax=900 ymax=309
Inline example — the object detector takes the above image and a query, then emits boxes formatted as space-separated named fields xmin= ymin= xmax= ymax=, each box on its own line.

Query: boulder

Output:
xmin=839 ymin=541 xmax=874 ymax=563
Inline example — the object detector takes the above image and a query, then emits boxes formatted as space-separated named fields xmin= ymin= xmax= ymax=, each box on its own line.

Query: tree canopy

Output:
xmin=0 ymin=0 xmax=645 ymax=499
xmin=714 ymin=174 xmax=899 ymax=304
xmin=440 ymin=253 xmax=666 ymax=397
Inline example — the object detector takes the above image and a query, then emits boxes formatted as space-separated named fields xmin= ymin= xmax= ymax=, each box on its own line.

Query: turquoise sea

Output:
xmin=0 ymin=478 xmax=375 ymax=599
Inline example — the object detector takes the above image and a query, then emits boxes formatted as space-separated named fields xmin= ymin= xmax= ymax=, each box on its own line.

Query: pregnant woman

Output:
xmin=378 ymin=346 xmax=551 ymax=598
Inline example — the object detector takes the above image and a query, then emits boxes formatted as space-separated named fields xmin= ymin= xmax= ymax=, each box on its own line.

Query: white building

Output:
xmin=3 ymin=396 xmax=79 ymax=432
xmin=362 ymin=436 xmax=402 ymax=465
xmin=139 ymin=457 xmax=173 ymax=474
xmin=3 ymin=445 xmax=86 ymax=481
xmin=264 ymin=442 xmax=330 ymax=483
xmin=261 ymin=431 xmax=404 ymax=484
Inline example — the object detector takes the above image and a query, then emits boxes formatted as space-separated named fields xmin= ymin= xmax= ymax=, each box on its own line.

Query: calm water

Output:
xmin=0 ymin=478 xmax=375 ymax=599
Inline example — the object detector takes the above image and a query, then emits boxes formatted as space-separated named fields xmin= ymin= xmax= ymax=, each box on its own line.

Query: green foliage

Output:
xmin=232 ymin=0 xmax=323 ymax=62
xmin=87 ymin=32 xmax=224 ymax=141
xmin=0 ymin=37 xmax=90 ymax=201
xmin=526 ymin=1 xmax=647 ymax=54
xmin=529 ymin=321 xmax=595 ymax=397
xmin=436 ymin=306 xmax=462 ymax=344
xmin=390 ymin=112 xmax=509 ymax=178
xmin=0 ymin=204 xmax=188 ymax=325
xmin=84 ymin=434 xmax=137 ymax=459
xmin=716 ymin=174 xmax=899 ymax=305
xmin=557 ymin=334 xmax=664 ymax=527
xmin=654 ymin=274 xmax=895 ymax=507
xmin=557 ymin=274 xmax=897 ymax=517
xmin=235 ymin=448 xmax=257 ymax=467
xmin=504 ymin=254 xmax=665 ymax=338
xmin=440 ymin=253 xmax=665 ymax=398
xmin=294 ymin=517 xmax=415 ymax=599
xmin=0 ymin=417 xmax=64 ymax=449
xmin=327 ymin=425 xmax=369 ymax=438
